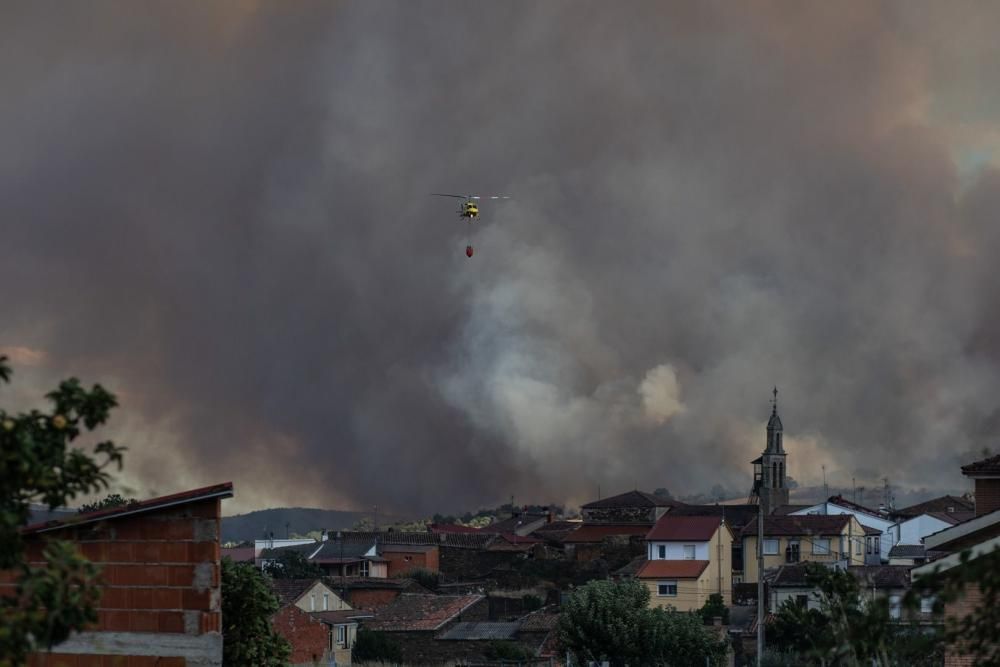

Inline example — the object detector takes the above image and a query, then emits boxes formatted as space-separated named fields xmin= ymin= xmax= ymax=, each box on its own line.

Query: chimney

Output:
xmin=961 ymin=455 xmax=1000 ymax=517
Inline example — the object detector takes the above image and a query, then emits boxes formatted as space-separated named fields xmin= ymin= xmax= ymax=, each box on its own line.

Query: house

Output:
xmin=887 ymin=544 xmax=927 ymax=566
xmin=261 ymin=538 xmax=389 ymax=578
xmin=767 ymin=563 xmax=912 ymax=619
xmin=561 ymin=523 xmax=650 ymax=562
xmin=908 ymin=453 xmax=1000 ymax=666
xmin=580 ymin=490 xmax=685 ymax=524
xmin=4 ymin=482 xmax=232 ymax=666
xmin=740 ymin=514 xmax=868 ymax=583
xmin=363 ymin=593 xmax=488 ymax=663
xmin=889 ymin=511 xmax=972 ymax=553
xmin=268 ymin=577 xmax=369 ymax=666
xmin=487 ymin=508 xmax=554 ymax=536
xmin=380 ymin=544 xmax=440 ymax=577
xmin=789 ymin=496 xmax=895 ymax=562
xmin=891 ymin=495 xmax=975 ymax=521
xmin=332 ymin=530 xmax=502 ymax=581
xmin=637 ymin=515 xmax=733 ymax=609
xmin=335 ymin=576 xmax=432 ymax=611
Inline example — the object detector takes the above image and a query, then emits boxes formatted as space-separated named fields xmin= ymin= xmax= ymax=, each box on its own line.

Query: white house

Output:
xmin=789 ymin=496 xmax=893 ymax=562
xmin=889 ymin=511 xmax=968 ymax=549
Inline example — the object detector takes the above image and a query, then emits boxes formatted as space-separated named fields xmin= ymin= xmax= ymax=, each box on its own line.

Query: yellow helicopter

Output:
xmin=431 ymin=193 xmax=510 ymax=257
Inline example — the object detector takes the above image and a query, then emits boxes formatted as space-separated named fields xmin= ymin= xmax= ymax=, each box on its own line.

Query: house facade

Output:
xmin=639 ymin=515 xmax=733 ymax=609
xmin=790 ymin=496 xmax=894 ymax=562
xmin=740 ymin=514 xmax=868 ymax=583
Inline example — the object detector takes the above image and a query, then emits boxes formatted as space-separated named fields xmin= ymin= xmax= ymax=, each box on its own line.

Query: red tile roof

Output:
xmin=646 ymin=515 xmax=723 ymax=541
xmin=270 ymin=579 xmax=326 ymax=606
xmin=561 ymin=523 xmax=652 ymax=543
xmin=636 ymin=560 xmax=710 ymax=579
xmin=893 ymin=495 xmax=974 ymax=519
xmin=23 ymin=482 xmax=234 ymax=534
xmin=365 ymin=594 xmax=485 ymax=631
xmin=222 ymin=546 xmax=256 ymax=563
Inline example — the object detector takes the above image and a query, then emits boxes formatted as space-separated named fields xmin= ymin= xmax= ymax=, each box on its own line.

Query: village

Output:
xmin=11 ymin=398 xmax=1000 ymax=666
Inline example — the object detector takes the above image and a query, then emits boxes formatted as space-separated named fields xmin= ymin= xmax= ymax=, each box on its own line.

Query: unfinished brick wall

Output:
xmin=5 ymin=496 xmax=225 ymax=666
xmin=943 ymin=583 xmax=987 ymax=667
xmin=382 ymin=547 xmax=441 ymax=577
xmin=272 ymin=604 xmax=329 ymax=666
xmin=346 ymin=587 xmax=401 ymax=610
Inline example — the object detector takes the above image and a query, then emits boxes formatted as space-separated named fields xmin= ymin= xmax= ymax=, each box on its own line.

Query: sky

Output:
xmin=3 ymin=1 xmax=1000 ymax=515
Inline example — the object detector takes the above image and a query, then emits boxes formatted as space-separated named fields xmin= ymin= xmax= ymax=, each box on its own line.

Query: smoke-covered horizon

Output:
xmin=1 ymin=1 xmax=997 ymax=514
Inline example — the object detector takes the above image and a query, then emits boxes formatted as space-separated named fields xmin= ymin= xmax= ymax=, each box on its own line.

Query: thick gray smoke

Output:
xmin=2 ymin=1 xmax=999 ymax=513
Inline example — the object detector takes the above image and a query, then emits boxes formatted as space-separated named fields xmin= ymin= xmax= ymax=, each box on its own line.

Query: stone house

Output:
xmin=580 ymin=490 xmax=684 ymax=524
xmin=362 ymin=593 xmax=488 ymax=664
xmin=5 ymin=482 xmax=232 ymax=667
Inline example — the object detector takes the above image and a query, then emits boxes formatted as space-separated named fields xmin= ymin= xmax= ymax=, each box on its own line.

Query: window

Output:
xmin=855 ymin=538 xmax=863 ymax=555
xmin=657 ymin=581 xmax=677 ymax=597
xmin=337 ymin=625 xmax=347 ymax=647
xmin=866 ymin=538 xmax=873 ymax=555
xmin=310 ymin=594 xmax=316 ymax=611
xmin=360 ymin=561 xmax=369 ymax=577
xmin=874 ymin=537 xmax=880 ymax=554
xmin=323 ymin=593 xmax=329 ymax=611
xmin=763 ymin=539 xmax=779 ymax=555
xmin=920 ymin=596 xmax=935 ymax=614
xmin=786 ymin=541 xmax=800 ymax=563
xmin=683 ymin=545 xmax=696 ymax=560
xmin=658 ymin=545 xmax=666 ymax=559
xmin=812 ymin=538 xmax=831 ymax=555
xmin=889 ymin=595 xmax=901 ymax=620
xmin=795 ymin=594 xmax=808 ymax=609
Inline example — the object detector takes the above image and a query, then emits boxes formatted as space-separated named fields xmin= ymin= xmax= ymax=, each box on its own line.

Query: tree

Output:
xmin=558 ymin=579 xmax=727 ymax=666
xmin=908 ymin=547 xmax=1000 ymax=664
xmin=698 ymin=592 xmax=730 ymax=625
xmin=261 ymin=549 xmax=323 ymax=579
xmin=221 ymin=557 xmax=290 ymax=666
xmin=78 ymin=492 xmax=137 ymax=513
xmin=768 ymin=563 xmax=943 ymax=666
xmin=353 ymin=628 xmax=403 ymax=663
xmin=0 ymin=356 xmax=126 ymax=665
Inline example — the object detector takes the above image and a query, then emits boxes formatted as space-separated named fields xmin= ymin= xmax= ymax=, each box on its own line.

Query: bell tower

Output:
xmin=749 ymin=387 xmax=789 ymax=514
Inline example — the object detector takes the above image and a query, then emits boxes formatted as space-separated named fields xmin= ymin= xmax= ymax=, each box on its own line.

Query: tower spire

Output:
xmin=772 ymin=386 xmax=778 ymax=415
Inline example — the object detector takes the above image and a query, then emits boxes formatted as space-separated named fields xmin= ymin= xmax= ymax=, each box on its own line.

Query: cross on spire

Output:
xmin=771 ymin=386 xmax=778 ymax=415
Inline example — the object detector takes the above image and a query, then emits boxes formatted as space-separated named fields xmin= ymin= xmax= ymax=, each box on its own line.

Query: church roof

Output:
xmin=767 ymin=408 xmax=783 ymax=431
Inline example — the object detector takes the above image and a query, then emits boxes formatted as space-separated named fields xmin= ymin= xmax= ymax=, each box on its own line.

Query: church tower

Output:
xmin=749 ymin=387 xmax=789 ymax=514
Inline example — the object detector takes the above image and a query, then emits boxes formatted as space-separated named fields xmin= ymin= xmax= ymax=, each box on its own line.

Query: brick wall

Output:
xmin=346 ymin=587 xmax=401 ymax=610
xmin=582 ymin=507 xmax=655 ymax=524
xmin=974 ymin=479 xmax=1000 ymax=517
xmin=272 ymin=604 xmax=329 ymax=666
xmin=5 ymin=497 xmax=225 ymax=666
xmin=943 ymin=582 xmax=987 ymax=667
xmin=383 ymin=547 xmax=440 ymax=577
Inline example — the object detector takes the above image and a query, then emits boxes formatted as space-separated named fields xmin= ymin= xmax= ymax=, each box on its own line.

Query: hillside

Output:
xmin=221 ymin=507 xmax=368 ymax=544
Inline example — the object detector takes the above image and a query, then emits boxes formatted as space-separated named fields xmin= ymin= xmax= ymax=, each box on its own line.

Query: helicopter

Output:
xmin=431 ymin=193 xmax=510 ymax=257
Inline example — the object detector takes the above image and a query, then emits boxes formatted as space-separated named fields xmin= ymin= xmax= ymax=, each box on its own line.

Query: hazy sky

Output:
xmin=3 ymin=1 xmax=1000 ymax=514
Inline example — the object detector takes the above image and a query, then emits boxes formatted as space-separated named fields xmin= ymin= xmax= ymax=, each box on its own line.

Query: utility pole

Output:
xmin=822 ymin=464 xmax=828 ymax=500
xmin=757 ymin=501 xmax=764 ymax=665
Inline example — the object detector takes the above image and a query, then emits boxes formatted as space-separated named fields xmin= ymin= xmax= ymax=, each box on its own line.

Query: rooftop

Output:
xmin=23 ymin=482 xmax=234 ymax=534
xmin=580 ymin=490 xmax=685 ymax=511
xmin=270 ymin=579 xmax=324 ymax=606
xmin=888 ymin=544 xmax=926 ymax=560
xmin=893 ymin=495 xmax=974 ymax=520
xmin=438 ymin=621 xmax=520 ymax=641
xmin=636 ymin=560 xmax=710 ymax=579
xmin=310 ymin=609 xmax=374 ymax=625
xmin=646 ymin=515 xmax=724 ymax=542
xmin=669 ymin=504 xmax=760 ymax=530
xmin=365 ymin=594 xmax=484 ymax=632
xmin=740 ymin=515 xmax=851 ymax=537
xmin=561 ymin=523 xmax=652 ymax=543
xmin=961 ymin=454 xmax=1000 ymax=477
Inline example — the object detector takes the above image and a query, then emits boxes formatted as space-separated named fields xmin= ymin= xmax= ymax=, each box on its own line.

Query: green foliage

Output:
xmin=0 ymin=357 xmax=126 ymax=665
xmin=78 ymin=492 xmax=137 ymax=514
xmin=221 ymin=557 xmax=290 ymax=666
xmin=484 ymin=640 xmax=535 ymax=661
xmin=558 ymin=579 xmax=727 ymax=667
xmin=768 ymin=562 xmax=944 ymax=666
xmin=353 ymin=628 xmax=403 ymax=663
xmin=261 ymin=549 xmax=324 ymax=580
xmin=909 ymin=546 xmax=1000 ymax=664
xmin=522 ymin=593 xmax=543 ymax=612
xmin=698 ymin=592 xmax=730 ymax=625
xmin=398 ymin=567 xmax=439 ymax=590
